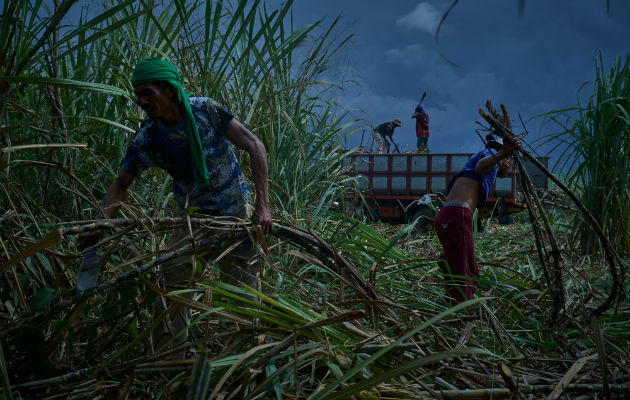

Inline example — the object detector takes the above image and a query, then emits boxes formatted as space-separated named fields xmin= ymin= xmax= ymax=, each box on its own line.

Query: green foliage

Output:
xmin=0 ymin=1 xmax=628 ymax=399
xmin=311 ymin=297 xmax=495 ymax=400
xmin=187 ymin=346 xmax=212 ymax=400
xmin=1 ymin=0 xmax=355 ymax=224
xmin=540 ymin=51 xmax=630 ymax=255
xmin=28 ymin=287 xmax=59 ymax=311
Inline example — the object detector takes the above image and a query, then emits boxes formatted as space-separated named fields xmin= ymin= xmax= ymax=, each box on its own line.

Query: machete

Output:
xmin=419 ymin=91 xmax=427 ymax=105
xmin=77 ymin=251 xmax=100 ymax=291
xmin=387 ymin=136 xmax=401 ymax=153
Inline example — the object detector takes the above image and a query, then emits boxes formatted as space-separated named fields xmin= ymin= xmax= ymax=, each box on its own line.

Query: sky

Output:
xmin=268 ymin=0 xmax=629 ymax=159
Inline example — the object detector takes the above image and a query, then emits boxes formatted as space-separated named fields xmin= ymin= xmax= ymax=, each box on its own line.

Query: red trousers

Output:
xmin=434 ymin=204 xmax=479 ymax=305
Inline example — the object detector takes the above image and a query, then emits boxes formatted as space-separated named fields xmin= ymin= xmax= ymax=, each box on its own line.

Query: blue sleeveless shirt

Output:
xmin=446 ymin=148 xmax=498 ymax=208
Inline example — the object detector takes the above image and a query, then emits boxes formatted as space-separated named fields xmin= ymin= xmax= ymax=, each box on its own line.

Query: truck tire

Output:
xmin=410 ymin=207 xmax=436 ymax=235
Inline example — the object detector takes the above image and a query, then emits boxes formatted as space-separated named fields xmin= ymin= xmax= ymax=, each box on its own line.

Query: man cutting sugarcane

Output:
xmin=434 ymin=133 xmax=520 ymax=306
xmin=78 ymin=57 xmax=272 ymax=359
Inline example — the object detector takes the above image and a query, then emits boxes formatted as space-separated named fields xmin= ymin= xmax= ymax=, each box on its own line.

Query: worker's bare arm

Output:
xmin=101 ymin=170 xmax=135 ymax=219
xmin=497 ymin=157 xmax=515 ymax=178
xmin=225 ymin=119 xmax=273 ymax=233
xmin=78 ymin=170 xmax=135 ymax=250
xmin=475 ymin=152 xmax=506 ymax=175
xmin=475 ymin=135 xmax=521 ymax=175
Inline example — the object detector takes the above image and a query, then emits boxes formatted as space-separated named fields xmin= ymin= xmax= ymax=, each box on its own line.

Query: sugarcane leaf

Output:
xmin=29 ymin=287 xmax=60 ymax=311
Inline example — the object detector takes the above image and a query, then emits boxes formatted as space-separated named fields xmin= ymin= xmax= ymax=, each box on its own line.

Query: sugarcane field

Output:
xmin=1 ymin=1 xmax=629 ymax=399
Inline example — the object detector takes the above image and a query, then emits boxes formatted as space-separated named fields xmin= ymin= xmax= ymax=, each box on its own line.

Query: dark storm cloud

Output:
xmin=269 ymin=0 xmax=629 ymax=160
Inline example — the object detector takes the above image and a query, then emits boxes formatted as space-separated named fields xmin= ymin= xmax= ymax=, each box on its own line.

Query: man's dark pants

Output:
xmin=152 ymin=204 xmax=257 ymax=360
xmin=434 ymin=204 xmax=480 ymax=305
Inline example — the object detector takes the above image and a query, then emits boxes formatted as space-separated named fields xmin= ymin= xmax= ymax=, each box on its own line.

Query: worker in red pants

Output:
xmin=435 ymin=133 xmax=520 ymax=305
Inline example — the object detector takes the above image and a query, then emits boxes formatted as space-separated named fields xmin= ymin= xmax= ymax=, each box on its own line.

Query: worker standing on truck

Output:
xmin=434 ymin=133 xmax=520 ymax=305
xmin=78 ymin=57 xmax=273 ymax=359
xmin=412 ymin=104 xmax=429 ymax=153
xmin=372 ymin=118 xmax=401 ymax=153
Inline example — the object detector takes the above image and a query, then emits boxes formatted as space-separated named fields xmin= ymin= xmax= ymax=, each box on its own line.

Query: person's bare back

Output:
xmin=445 ymin=142 xmax=517 ymax=211
xmin=445 ymin=177 xmax=481 ymax=210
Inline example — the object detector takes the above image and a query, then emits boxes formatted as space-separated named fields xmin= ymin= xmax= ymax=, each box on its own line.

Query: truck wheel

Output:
xmin=410 ymin=207 xmax=436 ymax=235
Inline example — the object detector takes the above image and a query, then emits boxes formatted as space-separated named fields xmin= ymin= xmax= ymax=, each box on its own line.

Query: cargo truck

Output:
xmin=343 ymin=152 xmax=549 ymax=233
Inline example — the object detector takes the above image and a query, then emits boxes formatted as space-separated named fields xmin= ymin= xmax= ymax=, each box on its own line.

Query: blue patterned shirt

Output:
xmin=120 ymin=97 xmax=251 ymax=215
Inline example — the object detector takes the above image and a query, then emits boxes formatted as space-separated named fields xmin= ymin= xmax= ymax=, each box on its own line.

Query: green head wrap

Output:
xmin=131 ymin=57 xmax=209 ymax=187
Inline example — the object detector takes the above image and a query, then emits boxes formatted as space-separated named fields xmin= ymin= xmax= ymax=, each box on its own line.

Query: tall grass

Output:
xmin=540 ymin=51 xmax=630 ymax=256
xmin=0 ymin=0 xmax=356 ymax=225
xmin=1 ymin=1 xmax=629 ymax=399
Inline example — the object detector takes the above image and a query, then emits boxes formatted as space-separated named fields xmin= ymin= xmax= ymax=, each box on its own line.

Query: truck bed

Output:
xmin=343 ymin=152 xmax=548 ymax=223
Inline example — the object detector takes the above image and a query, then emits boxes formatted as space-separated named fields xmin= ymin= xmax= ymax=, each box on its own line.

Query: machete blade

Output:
xmin=77 ymin=251 xmax=100 ymax=291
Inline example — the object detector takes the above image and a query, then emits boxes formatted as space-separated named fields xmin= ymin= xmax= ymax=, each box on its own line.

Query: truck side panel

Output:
xmin=343 ymin=153 xmax=522 ymax=223
xmin=344 ymin=153 xmax=518 ymax=198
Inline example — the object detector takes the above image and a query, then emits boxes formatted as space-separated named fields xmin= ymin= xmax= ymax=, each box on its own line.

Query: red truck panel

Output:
xmin=343 ymin=153 xmax=524 ymax=223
